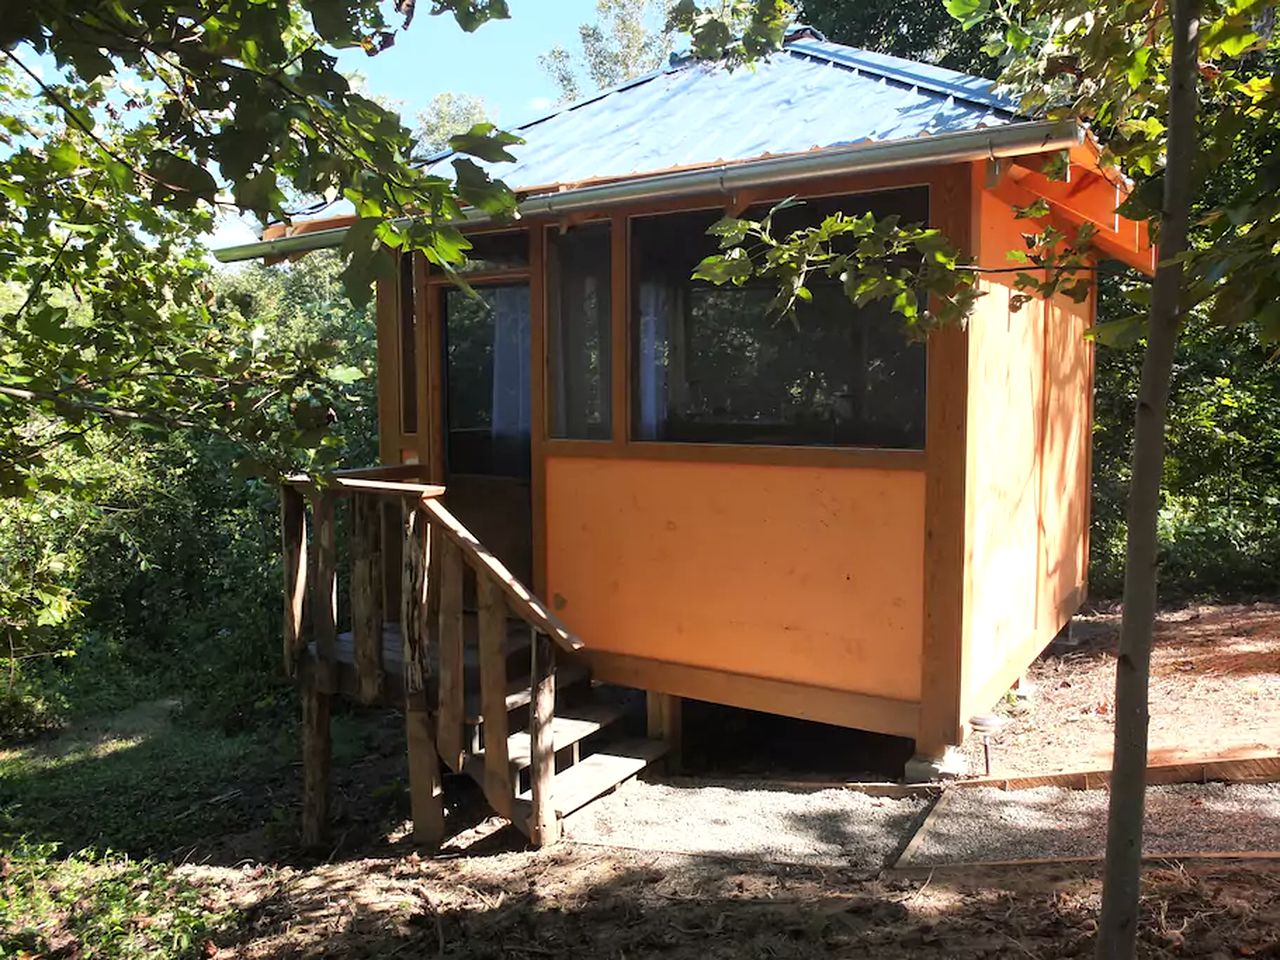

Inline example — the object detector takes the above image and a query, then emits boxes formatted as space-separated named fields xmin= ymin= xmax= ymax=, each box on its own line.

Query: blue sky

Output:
xmin=214 ymin=0 xmax=604 ymax=247
xmin=339 ymin=0 xmax=602 ymax=126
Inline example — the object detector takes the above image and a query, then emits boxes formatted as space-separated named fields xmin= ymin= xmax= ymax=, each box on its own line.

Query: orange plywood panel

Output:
xmin=545 ymin=457 xmax=926 ymax=702
xmin=961 ymin=176 xmax=1093 ymax=720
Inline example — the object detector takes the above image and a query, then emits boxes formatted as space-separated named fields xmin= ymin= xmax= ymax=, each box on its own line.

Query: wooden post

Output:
xmin=302 ymin=490 xmax=337 ymax=847
xmin=528 ymin=630 xmax=559 ymax=846
xmin=301 ymin=675 xmax=331 ymax=848
xmin=436 ymin=539 xmax=466 ymax=773
xmin=312 ymin=492 xmax=338 ymax=667
xmin=405 ymin=696 xmax=445 ymax=849
xmin=401 ymin=501 xmax=430 ymax=696
xmin=351 ymin=495 xmax=384 ymax=705
xmin=477 ymin=577 xmax=512 ymax=818
xmin=401 ymin=502 xmax=444 ymax=847
xmin=647 ymin=692 xmax=683 ymax=773
xmin=280 ymin=485 xmax=308 ymax=677
xmin=382 ymin=499 xmax=403 ymax=623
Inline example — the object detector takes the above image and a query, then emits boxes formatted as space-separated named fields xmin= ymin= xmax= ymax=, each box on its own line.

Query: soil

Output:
xmin=962 ymin=602 xmax=1280 ymax=778
xmin=190 ymin=837 xmax=1280 ymax=959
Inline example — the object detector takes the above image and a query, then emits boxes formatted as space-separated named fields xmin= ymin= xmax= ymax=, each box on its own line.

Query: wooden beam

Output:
xmin=280 ymin=485 xmax=308 ymax=677
xmin=350 ymin=494 xmax=385 ymax=705
xmin=436 ymin=538 xmax=466 ymax=773
xmin=477 ymin=576 xmax=513 ymax=818
xmin=586 ymin=652 xmax=920 ymax=739
xmin=527 ymin=631 xmax=559 ymax=846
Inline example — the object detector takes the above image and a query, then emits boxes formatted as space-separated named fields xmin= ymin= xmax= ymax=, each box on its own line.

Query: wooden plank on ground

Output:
xmin=436 ymin=538 xmax=466 ymax=773
xmin=280 ymin=485 xmax=308 ymax=676
xmin=528 ymin=630 xmax=559 ymax=846
xmin=350 ymin=495 xmax=384 ymax=705
xmin=956 ymin=748 xmax=1280 ymax=792
xmin=477 ymin=576 xmax=512 ymax=817
xmin=890 ymin=791 xmax=951 ymax=871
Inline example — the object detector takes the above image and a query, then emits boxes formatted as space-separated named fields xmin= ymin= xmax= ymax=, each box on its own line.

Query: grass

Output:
xmin=1 ymin=841 xmax=235 ymax=959
xmin=0 ymin=690 xmax=402 ymax=959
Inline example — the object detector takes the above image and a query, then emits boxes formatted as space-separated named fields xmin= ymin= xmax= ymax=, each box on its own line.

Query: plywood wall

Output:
xmin=544 ymin=457 xmax=927 ymax=701
xmin=960 ymin=170 xmax=1094 ymax=721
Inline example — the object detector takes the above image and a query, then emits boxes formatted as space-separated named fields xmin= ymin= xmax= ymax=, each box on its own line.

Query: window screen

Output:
xmin=442 ymin=284 xmax=531 ymax=478
xmin=630 ymin=188 xmax=928 ymax=450
xmin=548 ymin=223 xmax=612 ymax=440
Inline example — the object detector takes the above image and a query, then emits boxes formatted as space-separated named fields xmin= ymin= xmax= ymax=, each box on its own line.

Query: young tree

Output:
xmin=685 ymin=2 xmax=1273 ymax=956
xmin=415 ymin=91 xmax=492 ymax=156
xmin=539 ymin=0 xmax=677 ymax=103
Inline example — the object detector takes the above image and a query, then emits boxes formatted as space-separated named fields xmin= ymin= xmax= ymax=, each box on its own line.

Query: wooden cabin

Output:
xmin=219 ymin=29 xmax=1154 ymax=846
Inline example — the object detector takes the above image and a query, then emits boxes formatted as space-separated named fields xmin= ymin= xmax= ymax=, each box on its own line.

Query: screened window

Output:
xmin=457 ymin=231 xmax=529 ymax=273
xmin=548 ymin=223 xmax=611 ymax=440
xmin=630 ymin=188 xmax=929 ymax=450
xmin=442 ymin=284 xmax=531 ymax=478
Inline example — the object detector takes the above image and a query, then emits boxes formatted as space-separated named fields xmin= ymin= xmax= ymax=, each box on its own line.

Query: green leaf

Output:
xmin=447 ymin=123 xmax=523 ymax=163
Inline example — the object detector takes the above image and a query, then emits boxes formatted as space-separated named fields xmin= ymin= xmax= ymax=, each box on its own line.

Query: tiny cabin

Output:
xmin=220 ymin=28 xmax=1153 ymax=846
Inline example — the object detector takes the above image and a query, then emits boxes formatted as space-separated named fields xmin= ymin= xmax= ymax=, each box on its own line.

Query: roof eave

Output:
xmin=213 ymin=120 xmax=1083 ymax=263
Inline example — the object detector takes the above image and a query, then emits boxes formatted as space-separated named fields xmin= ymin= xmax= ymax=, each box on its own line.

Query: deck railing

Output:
xmin=280 ymin=467 xmax=582 ymax=847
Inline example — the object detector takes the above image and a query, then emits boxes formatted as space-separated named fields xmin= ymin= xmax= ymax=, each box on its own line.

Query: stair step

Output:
xmin=515 ymin=738 xmax=668 ymax=819
xmin=464 ymin=662 xmax=588 ymax=724
xmin=504 ymin=701 xmax=626 ymax=774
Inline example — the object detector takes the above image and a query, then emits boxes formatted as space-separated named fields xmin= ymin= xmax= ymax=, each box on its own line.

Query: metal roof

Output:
xmin=427 ymin=30 xmax=1024 ymax=193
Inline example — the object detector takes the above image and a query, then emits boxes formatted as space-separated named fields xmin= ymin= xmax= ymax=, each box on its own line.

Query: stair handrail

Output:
xmin=414 ymin=496 xmax=583 ymax=654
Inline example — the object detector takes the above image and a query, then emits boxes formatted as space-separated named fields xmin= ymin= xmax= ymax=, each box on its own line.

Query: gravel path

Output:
xmin=899 ymin=782 xmax=1280 ymax=866
xmin=563 ymin=778 xmax=931 ymax=870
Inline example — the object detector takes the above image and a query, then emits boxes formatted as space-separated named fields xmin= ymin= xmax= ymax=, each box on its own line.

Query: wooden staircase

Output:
xmin=280 ymin=468 xmax=671 ymax=848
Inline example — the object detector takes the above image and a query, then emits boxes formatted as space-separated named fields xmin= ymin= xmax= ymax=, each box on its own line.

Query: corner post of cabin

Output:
xmin=301 ymin=487 xmax=337 ymax=848
xmin=911 ymin=163 xmax=974 ymax=782
xmin=401 ymin=495 xmax=444 ymax=848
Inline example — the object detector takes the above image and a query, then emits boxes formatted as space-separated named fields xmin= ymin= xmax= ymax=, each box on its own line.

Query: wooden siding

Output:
xmin=960 ymin=165 xmax=1094 ymax=723
xmin=545 ymin=456 xmax=926 ymax=702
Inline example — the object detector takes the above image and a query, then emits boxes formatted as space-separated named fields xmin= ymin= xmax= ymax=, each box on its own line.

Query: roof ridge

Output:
xmin=782 ymin=38 xmax=1021 ymax=116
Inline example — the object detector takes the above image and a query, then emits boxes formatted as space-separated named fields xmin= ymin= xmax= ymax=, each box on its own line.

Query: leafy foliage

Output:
xmin=693 ymin=201 xmax=980 ymax=331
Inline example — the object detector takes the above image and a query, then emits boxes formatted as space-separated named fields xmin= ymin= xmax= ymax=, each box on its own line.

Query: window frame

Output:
xmin=621 ymin=185 xmax=931 ymax=458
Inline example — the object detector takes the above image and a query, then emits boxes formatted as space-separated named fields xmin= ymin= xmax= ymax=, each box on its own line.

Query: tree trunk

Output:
xmin=1095 ymin=3 xmax=1200 ymax=958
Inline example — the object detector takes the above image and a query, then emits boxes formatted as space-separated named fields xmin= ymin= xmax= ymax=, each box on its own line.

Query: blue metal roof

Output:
xmin=429 ymin=31 xmax=1024 ymax=193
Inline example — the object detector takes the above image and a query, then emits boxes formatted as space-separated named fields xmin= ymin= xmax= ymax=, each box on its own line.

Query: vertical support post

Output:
xmin=301 ymin=674 xmax=331 ymax=849
xmin=382 ymin=500 xmax=403 ymax=623
xmin=401 ymin=500 xmax=444 ymax=848
xmin=436 ymin=538 xmax=466 ymax=773
xmin=646 ymin=692 xmax=683 ymax=773
xmin=528 ymin=629 xmax=559 ymax=846
xmin=401 ymin=500 xmax=430 ymax=696
xmin=477 ymin=577 xmax=512 ymax=818
xmin=302 ymin=490 xmax=336 ymax=848
xmin=405 ymin=698 xmax=445 ymax=849
xmin=351 ymin=494 xmax=384 ymax=705
xmin=280 ymin=484 xmax=308 ymax=677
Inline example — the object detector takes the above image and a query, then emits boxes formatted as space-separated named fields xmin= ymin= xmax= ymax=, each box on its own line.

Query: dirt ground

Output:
xmin=962 ymin=602 xmax=1280 ymax=778
xmin=190 ymin=837 xmax=1280 ymax=959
